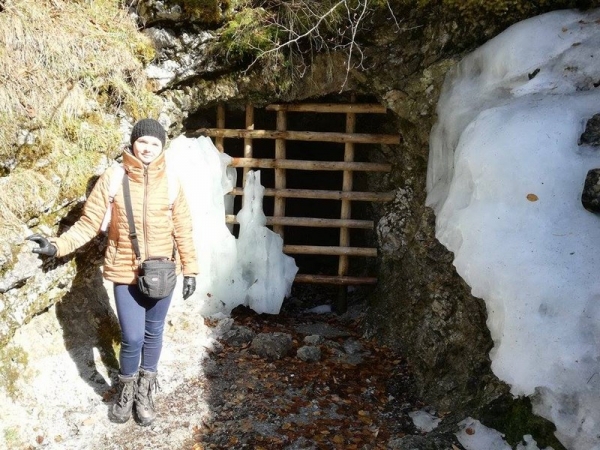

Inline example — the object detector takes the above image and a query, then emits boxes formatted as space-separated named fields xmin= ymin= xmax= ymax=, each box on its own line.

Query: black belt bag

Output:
xmin=121 ymin=172 xmax=177 ymax=300
xmin=138 ymin=257 xmax=177 ymax=300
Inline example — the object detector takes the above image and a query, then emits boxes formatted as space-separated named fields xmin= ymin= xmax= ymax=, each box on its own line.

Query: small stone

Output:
xmin=579 ymin=113 xmax=600 ymax=146
xmin=220 ymin=326 xmax=255 ymax=347
xmin=250 ymin=333 xmax=293 ymax=360
xmin=304 ymin=334 xmax=324 ymax=345
xmin=343 ymin=339 xmax=363 ymax=355
xmin=297 ymin=345 xmax=321 ymax=362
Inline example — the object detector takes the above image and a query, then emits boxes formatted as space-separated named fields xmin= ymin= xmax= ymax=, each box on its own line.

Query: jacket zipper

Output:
xmin=143 ymin=165 xmax=149 ymax=259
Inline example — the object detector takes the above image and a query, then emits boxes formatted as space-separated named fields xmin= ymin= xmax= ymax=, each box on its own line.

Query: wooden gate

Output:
xmin=193 ymin=101 xmax=398 ymax=308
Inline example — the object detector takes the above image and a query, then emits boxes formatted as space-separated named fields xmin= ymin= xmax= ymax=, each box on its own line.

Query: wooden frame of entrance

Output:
xmin=193 ymin=101 xmax=399 ymax=307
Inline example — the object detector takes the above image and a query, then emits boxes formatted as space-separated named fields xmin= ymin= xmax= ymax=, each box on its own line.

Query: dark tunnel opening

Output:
xmin=183 ymin=94 xmax=389 ymax=284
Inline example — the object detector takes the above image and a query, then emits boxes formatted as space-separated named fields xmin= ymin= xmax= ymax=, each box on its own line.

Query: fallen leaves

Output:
xmin=191 ymin=308 xmax=411 ymax=449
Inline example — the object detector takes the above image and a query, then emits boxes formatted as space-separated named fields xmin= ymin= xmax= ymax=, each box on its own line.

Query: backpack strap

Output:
xmin=121 ymin=173 xmax=142 ymax=261
xmin=122 ymin=169 xmax=176 ymax=261
xmin=100 ymin=164 xmax=125 ymax=232
xmin=100 ymin=163 xmax=179 ymax=231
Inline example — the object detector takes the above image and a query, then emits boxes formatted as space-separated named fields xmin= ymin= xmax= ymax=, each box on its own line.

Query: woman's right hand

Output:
xmin=26 ymin=234 xmax=57 ymax=257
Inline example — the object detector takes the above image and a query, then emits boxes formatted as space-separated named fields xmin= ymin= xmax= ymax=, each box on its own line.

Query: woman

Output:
xmin=26 ymin=118 xmax=199 ymax=426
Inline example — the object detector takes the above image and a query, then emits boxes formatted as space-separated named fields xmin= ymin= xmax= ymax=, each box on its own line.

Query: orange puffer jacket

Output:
xmin=52 ymin=149 xmax=199 ymax=284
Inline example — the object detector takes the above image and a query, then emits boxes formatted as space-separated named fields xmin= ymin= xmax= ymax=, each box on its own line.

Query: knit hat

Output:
xmin=130 ymin=118 xmax=166 ymax=147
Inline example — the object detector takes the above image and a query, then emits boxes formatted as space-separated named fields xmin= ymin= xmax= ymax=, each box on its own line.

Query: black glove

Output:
xmin=26 ymin=234 xmax=57 ymax=257
xmin=182 ymin=276 xmax=196 ymax=300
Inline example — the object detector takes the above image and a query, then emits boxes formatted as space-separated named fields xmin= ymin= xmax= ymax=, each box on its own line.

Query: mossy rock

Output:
xmin=479 ymin=395 xmax=566 ymax=449
xmin=167 ymin=0 xmax=233 ymax=23
xmin=0 ymin=345 xmax=29 ymax=399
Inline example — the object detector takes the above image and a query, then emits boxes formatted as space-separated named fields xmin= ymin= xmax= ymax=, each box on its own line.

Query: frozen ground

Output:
xmin=0 ymin=275 xmax=218 ymax=450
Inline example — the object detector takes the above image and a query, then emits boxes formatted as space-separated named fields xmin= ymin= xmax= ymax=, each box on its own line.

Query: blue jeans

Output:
xmin=113 ymin=284 xmax=173 ymax=376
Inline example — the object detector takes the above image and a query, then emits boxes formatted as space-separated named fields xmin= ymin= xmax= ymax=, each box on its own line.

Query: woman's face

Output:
xmin=132 ymin=136 xmax=163 ymax=164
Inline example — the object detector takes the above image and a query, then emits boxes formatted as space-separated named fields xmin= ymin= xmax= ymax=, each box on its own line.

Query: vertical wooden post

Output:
xmin=336 ymin=100 xmax=356 ymax=313
xmin=243 ymin=104 xmax=254 ymax=190
xmin=215 ymin=103 xmax=225 ymax=152
xmin=274 ymin=110 xmax=287 ymax=237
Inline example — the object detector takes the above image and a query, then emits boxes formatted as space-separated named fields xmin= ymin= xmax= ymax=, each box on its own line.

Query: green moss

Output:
xmin=0 ymin=345 xmax=29 ymax=400
xmin=0 ymin=169 xmax=60 ymax=226
xmin=41 ymin=149 xmax=99 ymax=201
xmin=22 ymin=115 xmax=120 ymax=201
xmin=216 ymin=7 xmax=279 ymax=63
xmin=129 ymin=35 xmax=156 ymax=65
xmin=179 ymin=0 xmax=232 ymax=23
xmin=2 ymin=427 xmax=20 ymax=449
xmin=479 ymin=395 xmax=566 ymax=449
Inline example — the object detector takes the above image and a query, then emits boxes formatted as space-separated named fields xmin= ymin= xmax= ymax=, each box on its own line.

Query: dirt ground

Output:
xmin=105 ymin=285 xmax=462 ymax=450
xmin=185 ymin=297 xmax=417 ymax=449
xmin=3 ymin=283 xmax=463 ymax=450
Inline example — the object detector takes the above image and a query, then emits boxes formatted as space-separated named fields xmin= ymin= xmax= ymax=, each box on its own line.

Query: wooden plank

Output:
xmin=294 ymin=274 xmax=378 ymax=285
xmin=231 ymin=158 xmax=391 ymax=172
xmin=337 ymin=102 xmax=358 ymax=312
xmin=194 ymin=128 xmax=400 ymax=145
xmin=266 ymin=103 xmax=387 ymax=114
xmin=215 ymin=104 xmax=225 ymax=152
xmin=229 ymin=187 xmax=394 ymax=202
xmin=243 ymin=104 xmax=254 ymax=185
xmin=283 ymin=245 xmax=377 ymax=257
xmin=339 ymin=106 xmax=356 ymax=280
xmin=274 ymin=110 xmax=286 ymax=237
xmin=225 ymin=215 xmax=373 ymax=229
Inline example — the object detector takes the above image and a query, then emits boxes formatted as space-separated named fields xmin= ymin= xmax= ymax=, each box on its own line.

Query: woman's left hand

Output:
xmin=182 ymin=276 xmax=196 ymax=300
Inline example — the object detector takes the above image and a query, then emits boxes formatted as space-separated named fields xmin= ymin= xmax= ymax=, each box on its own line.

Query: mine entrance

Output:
xmin=186 ymin=96 xmax=398 ymax=311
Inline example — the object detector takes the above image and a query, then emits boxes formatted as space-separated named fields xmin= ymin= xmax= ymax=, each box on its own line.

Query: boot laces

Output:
xmin=117 ymin=380 xmax=136 ymax=407
xmin=139 ymin=375 xmax=161 ymax=408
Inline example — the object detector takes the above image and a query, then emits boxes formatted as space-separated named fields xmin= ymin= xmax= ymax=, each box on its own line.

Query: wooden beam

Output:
xmin=229 ymin=187 xmax=394 ymax=202
xmin=339 ymin=104 xmax=356 ymax=282
xmin=283 ymin=245 xmax=377 ymax=257
xmin=194 ymin=128 xmax=400 ymax=145
xmin=294 ymin=274 xmax=378 ymax=285
xmin=266 ymin=103 xmax=387 ymax=114
xmin=230 ymin=158 xmax=391 ymax=172
xmin=215 ymin=104 xmax=225 ymax=152
xmin=274 ymin=110 xmax=287 ymax=237
xmin=243 ymin=104 xmax=254 ymax=185
xmin=225 ymin=215 xmax=374 ymax=229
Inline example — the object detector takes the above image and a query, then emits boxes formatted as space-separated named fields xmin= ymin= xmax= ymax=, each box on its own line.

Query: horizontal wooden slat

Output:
xmin=266 ymin=103 xmax=387 ymax=114
xmin=230 ymin=158 xmax=391 ymax=172
xmin=283 ymin=245 xmax=377 ymax=257
xmin=229 ymin=187 xmax=394 ymax=202
xmin=294 ymin=274 xmax=378 ymax=285
xmin=225 ymin=215 xmax=374 ymax=229
xmin=193 ymin=128 xmax=400 ymax=145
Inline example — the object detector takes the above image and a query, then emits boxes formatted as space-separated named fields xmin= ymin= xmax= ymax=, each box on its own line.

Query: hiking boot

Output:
xmin=135 ymin=368 xmax=159 ymax=426
xmin=111 ymin=372 xmax=138 ymax=423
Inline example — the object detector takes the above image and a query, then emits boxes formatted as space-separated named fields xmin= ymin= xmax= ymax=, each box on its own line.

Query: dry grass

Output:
xmin=0 ymin=169 xmax=59 ymax=221
xmin=0 ymin=0 xmax=162 ymax=244
xmin=0 ymin=0 xmax=160 ymax=177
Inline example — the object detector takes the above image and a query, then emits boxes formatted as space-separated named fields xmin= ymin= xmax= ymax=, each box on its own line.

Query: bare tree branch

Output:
xmin=230 ymin=0 xmax=393 ymax=91
xmin=340 ymin=0 xmax=368 ymax=91
xmin=245 ymin=0 xmax=348 ymax=72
